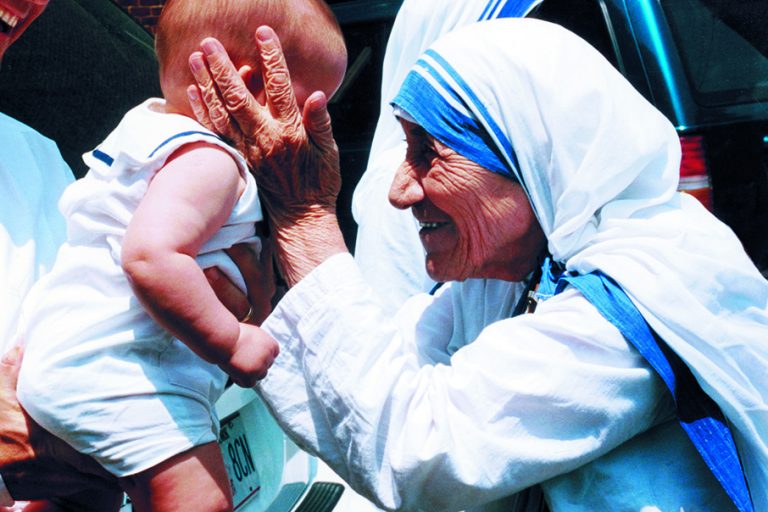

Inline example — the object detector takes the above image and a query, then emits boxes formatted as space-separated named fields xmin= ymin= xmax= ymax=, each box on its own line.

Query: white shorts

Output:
xmin=17 ymin=337 xmax=227 ymax=477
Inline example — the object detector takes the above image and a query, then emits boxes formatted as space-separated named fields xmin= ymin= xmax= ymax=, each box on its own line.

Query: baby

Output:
xmin=14 ymin=0 xmax=346 ymax=510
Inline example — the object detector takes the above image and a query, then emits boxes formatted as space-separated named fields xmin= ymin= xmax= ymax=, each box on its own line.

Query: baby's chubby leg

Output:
xmin=119 ymin=442 xmax=232 ymax=512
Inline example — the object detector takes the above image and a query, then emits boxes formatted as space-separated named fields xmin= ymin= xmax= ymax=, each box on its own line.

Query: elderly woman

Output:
xmin=202 ymin=17 xmax=768 ymax=512
xmin=352 ymin=0 xmax=542 ymax=315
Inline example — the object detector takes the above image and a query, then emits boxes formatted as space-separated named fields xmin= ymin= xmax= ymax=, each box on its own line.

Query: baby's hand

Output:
xmin=222 ymin=325 xmax=279 ymax=388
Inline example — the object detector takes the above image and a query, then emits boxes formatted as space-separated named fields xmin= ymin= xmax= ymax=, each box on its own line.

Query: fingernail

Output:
xmin=202 ymin=38 xmax=221 ymax=56
xmin=189 ymin=53 xmax=204 ymax=72
xmin=256 ymin=26 xmax=272 ymax=43
xmin=186 ymin=87 xmax=199 ymax=102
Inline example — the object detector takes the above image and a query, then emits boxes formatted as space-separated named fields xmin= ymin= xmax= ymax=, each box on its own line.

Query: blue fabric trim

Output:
xmin=497 ymin=0 xmax=537 ymax=18
xmin=539 ymin=259 xmax=753 ymax=512
xmin=429 ymin=282 xmax=445 ymax=295
xmin=478 ymin=0 xmax=503 ymax=20
xmin=147 ymin=130 xmax=223 ymax=158
xmin=424 ymin=49 xmax=523 ymax=182
xmin=92 ymin=149 xmax=114 ymax=167
xmin=394 ymin=71 xmax=511 ymax=177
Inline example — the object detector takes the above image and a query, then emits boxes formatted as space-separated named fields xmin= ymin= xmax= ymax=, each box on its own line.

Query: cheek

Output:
xmin=292 ymin=85 xmax=310 ymax=109
xmin=427 ymin=173 xmax=488 ymax=232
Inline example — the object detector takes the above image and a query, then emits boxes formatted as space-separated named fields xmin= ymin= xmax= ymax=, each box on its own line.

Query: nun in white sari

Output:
xmin=250 ymin=17 xmax=768 ymax=512
xmin=352 ymin=0 xmax=542 ymax=315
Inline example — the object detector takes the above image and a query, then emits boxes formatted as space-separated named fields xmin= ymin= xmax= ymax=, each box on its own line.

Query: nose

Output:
xmin=389 ymin=162 xmax=424 ymax=210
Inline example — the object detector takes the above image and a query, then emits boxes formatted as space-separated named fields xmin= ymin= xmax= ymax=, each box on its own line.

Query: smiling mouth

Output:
xmin=0 ymin=7 xmax=21 ymax=34
xmin=419 ymin=221 xmax=448 ymax=231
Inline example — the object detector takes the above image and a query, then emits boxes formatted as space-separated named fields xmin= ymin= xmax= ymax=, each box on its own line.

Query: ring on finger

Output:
xmin=240 ymin=305 xmax=255 ymax=324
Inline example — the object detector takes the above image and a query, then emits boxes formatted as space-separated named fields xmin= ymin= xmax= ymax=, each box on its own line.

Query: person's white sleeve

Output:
xmin=0 ymin=114 xmax=73 ymax=353
xmin=259 ymin=253 xmax=669 ymax=511
xmin=0 ymin=474 xmax=13 ymax=506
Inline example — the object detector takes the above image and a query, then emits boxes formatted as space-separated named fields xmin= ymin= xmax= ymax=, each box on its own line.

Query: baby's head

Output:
xmin=156 ymin=0 xmax=347 ymax=116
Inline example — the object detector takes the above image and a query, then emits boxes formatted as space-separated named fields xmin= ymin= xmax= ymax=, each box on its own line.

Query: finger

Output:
xmin=253 ymin=239 xmax=276 ymax=324
xmin=189 ymin=49 xmax=239 ymax=141
xmin=254 ymin=26 xmax=301 ymax=125
xmin=226 ymin=242 xmax=275 ymax=324
xmin=205 ymin=266 xmax=250 ymax=321
xmin=303 ymin=91 xmax=336 ymax=153
xmin=0 ymin=345 xmax=23 ymax=391
xmin=201 ymin=38 xmax=263 ymax=131
xmin=186 ymin=85 xmax=215 ymax=133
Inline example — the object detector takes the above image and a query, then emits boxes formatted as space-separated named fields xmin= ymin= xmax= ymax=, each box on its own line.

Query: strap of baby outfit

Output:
xmin=538 ymin=258 xmax=754 ymax=512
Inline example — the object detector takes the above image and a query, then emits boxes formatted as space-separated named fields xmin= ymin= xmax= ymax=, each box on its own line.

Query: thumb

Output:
xmin=1 ymin=345 xmax=23 ymax=390
xmin=303 ymin=91 xmax=335 ymax=153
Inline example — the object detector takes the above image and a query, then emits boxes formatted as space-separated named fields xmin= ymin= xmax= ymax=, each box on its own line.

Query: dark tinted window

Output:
xmin=662 ymin=0 xmax=768 ymax=107
xmin=327 ymin=2 xmax=399 ymax=247
xmin=528 ymin=0 xmax=619 ymax=69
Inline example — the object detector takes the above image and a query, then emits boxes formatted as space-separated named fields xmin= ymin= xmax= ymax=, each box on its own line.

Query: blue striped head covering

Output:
xmin=477 ymin=0 xmax=539 ymax=21
xmin=362 ymin=0 xmax=539 ymax=186
xmin=390 ymin=0 xmax=538 ymax=183
xmin=392 ymin=48 xmax=521 ymax=181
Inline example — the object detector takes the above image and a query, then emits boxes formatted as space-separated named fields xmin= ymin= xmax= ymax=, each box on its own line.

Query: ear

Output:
xmin=239 ymin=65 xmax=267 ymax=105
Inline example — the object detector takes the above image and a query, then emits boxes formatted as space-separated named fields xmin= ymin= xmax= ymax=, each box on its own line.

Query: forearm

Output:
xmin=124 ymin=251 xmax=240 ymax=364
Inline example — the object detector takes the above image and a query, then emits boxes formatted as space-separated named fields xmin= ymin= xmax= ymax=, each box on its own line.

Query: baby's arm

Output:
xmin=122 ymin=142 xmax=278 ymax=387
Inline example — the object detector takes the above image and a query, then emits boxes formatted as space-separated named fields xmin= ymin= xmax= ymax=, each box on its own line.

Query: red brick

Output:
xmin=113 ymin=0 xmax=167 ymax=31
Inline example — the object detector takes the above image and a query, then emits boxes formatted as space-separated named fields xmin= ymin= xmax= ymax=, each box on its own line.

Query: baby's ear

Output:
xmin=240 ymin=65 xmax=267 ymax=105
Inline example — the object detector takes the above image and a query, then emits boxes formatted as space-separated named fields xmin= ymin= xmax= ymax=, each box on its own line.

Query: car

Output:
xmin=525 ymin=0 xmax=768 ymax=276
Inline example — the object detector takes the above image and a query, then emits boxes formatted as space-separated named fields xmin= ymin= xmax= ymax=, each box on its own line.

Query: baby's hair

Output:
xmin=155 ymin=0 xmax=343 ymax=109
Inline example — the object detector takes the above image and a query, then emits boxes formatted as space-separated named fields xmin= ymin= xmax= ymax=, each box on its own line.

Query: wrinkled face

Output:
xmin=0 ymin=0 xmax=48 ymax=64
xmin=389 ymin=119 xmax=547 ymax=282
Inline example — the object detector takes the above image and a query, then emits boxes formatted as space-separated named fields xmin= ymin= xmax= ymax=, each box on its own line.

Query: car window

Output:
xmin=327 ymin=1 xmax=400 ymax=248
xmin=527 ymin=0 xmax=619 ymax=70
xmin=662 ymin=0 xmax=768 ymax=107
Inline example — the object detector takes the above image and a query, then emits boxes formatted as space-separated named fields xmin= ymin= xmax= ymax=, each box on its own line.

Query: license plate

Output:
xmin=220 ymin=412 xmax=261 ymax=510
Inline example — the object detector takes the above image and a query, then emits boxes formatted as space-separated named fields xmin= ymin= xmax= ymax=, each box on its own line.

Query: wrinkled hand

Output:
xmin=0 ymin=347 xmax=118 ymax=501
xmin=188 ymin=26 xmax=348 ymax=286
xmin=205 ymin=237 xmax=278 ymax=325
xmin=187 ymin=28 xmax=341 ymax=228
xmin=226 ymin=240 xmax=287 ymax=311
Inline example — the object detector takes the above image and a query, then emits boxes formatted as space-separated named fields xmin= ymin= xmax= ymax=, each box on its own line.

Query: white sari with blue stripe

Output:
xmin=392 ymin=18 xmax=768 ymax=509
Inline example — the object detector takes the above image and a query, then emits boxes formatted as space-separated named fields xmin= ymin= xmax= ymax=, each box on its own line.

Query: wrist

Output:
xmin=271 ymin=206 xmax=348 ymax=286
xmin=219 ymin=324 xmax=276 ymax=387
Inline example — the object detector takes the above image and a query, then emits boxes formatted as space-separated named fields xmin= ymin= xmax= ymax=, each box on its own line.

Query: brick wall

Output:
xmin=113 ymin=0 xmax=166 ymax=33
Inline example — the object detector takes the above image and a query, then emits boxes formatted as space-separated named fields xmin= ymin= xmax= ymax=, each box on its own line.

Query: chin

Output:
xmin=429 ymin=263 xmax=528 ymax=283
xmin=425 ymin=262 xmax=470 ymax=283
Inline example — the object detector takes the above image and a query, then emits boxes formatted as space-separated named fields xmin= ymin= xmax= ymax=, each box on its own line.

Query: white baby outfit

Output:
xmin=16 ymin=98 xmax=262 ymax=477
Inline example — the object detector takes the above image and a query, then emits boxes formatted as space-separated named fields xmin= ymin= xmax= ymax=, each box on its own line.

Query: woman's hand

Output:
xmin=187 ymin=27 xmax=348 ymax=286
xmin=0 ymin=347 xmax=119 ymax=501
xmin=205 ymin=238 xmax=278 ymax=326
